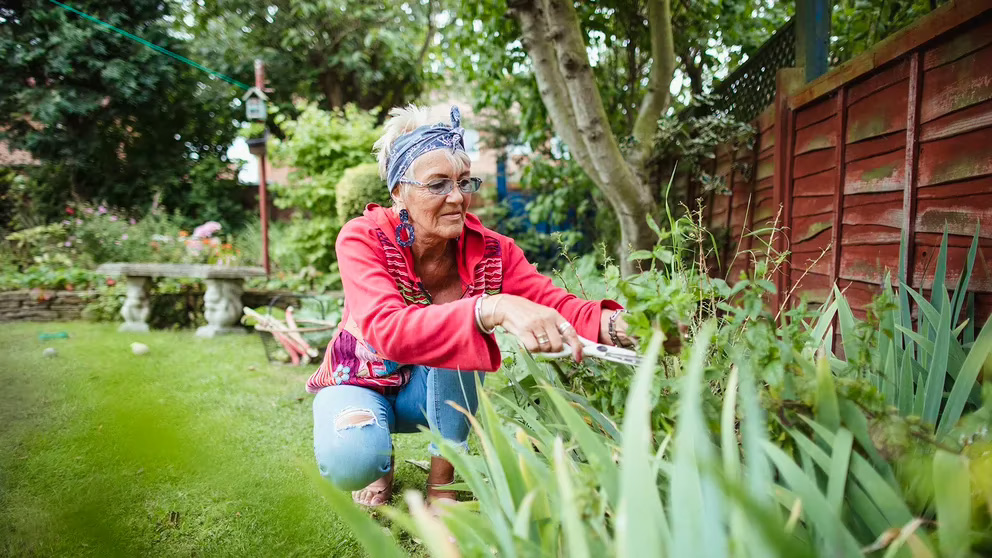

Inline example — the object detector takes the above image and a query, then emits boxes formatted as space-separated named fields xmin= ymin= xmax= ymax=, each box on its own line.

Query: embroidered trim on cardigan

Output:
xmin=467 ymin=237 xmax=503 ymax=296
xmin=374 ymin=229 xmax=431 ymax=305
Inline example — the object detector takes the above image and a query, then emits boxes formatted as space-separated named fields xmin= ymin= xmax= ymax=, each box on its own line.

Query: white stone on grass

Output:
xmin=43 ymin=347 xmax=57 ymax=358
xmin=131 ymin=342 xmax=150 ymax=355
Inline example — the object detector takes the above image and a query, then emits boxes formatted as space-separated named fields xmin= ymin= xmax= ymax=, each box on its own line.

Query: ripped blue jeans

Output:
xmin=313 ymin=365 xmax=484 ymax=491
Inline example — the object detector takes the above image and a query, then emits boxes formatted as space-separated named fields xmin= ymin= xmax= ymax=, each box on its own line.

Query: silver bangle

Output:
xmin=475 ymin=294 xmax=496 ymax=334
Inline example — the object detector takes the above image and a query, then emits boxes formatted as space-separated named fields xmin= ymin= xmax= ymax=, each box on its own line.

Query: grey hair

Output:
xmin=373 ymin=104 xmax=472 ymax=192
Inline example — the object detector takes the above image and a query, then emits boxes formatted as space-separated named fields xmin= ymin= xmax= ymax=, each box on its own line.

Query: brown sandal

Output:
xmin=352 ymin=457 xmax=394 ymax=507
xmin=426 ymin=480 xmax=459 ymax=505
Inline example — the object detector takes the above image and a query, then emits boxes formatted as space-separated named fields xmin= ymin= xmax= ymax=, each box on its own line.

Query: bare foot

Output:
xmin=352 ymin=465 xmax=394 ymax=507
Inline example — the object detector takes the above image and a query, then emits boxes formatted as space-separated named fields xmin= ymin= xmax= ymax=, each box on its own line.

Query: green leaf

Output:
xmin=810 ymin=300 xmax=839 ymax=349
xmin=814 ymin=354 xmax=840 ymax=432
xmin=788 ymin=425 xmax=888 ymax=540
xmin=882 ymin=343 xmax=897 ymax=405
xmin=825 ymin=429 xmax=853 ymax=515
xmin=801 ymin=417 xmax=917 ymax=531
xmin=721 ymin=365 xmax=741 ymax=478
xmin=937 ymin=308 xmax=992 ymax=437
xmin=896 ymin=324 xmax=934 ymax=356
xmin=737 ymin=354 xmax=773 ymax=507
xmin=763 ymin=442 xmax=863 ymax=557
xmin=932 ymin=227 xmax=949 ymax=316
xmin=933 ymin=450 xmax=971 ymax=558
xmin=897 ymin=345 xmax=915 ymax=415
xmin=837 ymin=399 xmax=896 ymax=481
xmin=543 ymin=386 xmax=619 ymax=508
xmin=476 ymin=383 xmax=528 ymax=509
xmin=898 ymin=282 xmax=915 ymax=358
xmin=308 ymin=470 xmax=408 ymax=558
xmin=921 ymin=289 xmax=952 ymax=425
xmin=670 ymin=321 xmax=725 ymax=558
xmin=553 ymin=437 xmax=591 ymax=558
xmin=617 ymin=332 xmax=669 ymax=558
xmin=834 ymin=285 xmax=859 ymax=360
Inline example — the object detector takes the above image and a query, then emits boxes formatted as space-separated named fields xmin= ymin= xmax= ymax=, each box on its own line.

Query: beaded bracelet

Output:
xmin=475 ymin=294 xmax=496 ymax=334
xmin=608 ymin=309 xmax=624 ymax=347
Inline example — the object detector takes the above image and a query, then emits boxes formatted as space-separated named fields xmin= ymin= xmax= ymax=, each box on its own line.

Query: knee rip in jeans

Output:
xmin=334 ymin=407 xmax=380 ymax=434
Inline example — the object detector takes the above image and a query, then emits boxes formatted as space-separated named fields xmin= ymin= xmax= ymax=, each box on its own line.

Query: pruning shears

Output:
xmin=532 ymin=335 xmax=643 ymax=367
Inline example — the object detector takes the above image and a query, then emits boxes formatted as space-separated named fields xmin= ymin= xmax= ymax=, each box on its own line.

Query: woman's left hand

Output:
xmin=599 ymin=311 xmax=686 ymax=354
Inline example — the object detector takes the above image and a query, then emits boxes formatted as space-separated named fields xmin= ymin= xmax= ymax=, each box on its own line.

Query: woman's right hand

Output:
xmin=481 ymin=294 xmax=583 ymax=362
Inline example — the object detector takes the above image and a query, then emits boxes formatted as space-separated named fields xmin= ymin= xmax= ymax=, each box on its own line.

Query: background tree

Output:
xmin=187 ymin=0 xmax=439 ymax=125
xmin=449 ymin=0 xmax=792 ymax=273
xmin=0 ymin=0 xmax=246 ymax=228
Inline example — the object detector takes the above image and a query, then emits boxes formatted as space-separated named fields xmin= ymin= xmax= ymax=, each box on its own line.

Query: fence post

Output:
xmin=796 ymin=0 xmax=830 ymax=82
xmin=772 ymin=68 xmax=807 ymax=315
xmin=900 ymin=51 xmax=924 ymax=288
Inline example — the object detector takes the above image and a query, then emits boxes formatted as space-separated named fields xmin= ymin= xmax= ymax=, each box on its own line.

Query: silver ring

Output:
xmin=557 ymin=322 xmax=573 ymax=334
xmin=536 ymin=335 xmax=550 ymax=344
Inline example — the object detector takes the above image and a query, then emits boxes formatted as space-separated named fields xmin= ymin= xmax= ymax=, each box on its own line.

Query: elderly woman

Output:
xmin=307 ymin=105 xmax=633 ymax=507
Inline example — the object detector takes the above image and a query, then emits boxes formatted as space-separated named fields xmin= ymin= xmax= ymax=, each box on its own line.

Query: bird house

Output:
xmin=242 ymin=87 xmax=269 ymax=121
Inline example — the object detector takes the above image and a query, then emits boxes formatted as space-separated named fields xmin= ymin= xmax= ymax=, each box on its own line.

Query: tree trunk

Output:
xmin=509 ymin=0 xmax=675 ymax=275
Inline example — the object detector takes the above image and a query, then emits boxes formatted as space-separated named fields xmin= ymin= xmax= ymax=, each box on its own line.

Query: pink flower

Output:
xmin=129 ymin=218 xmax=136 ymax=225
xmin=109 ymin=215 xmax=118 ymax=222
xmin=85 ymin=208 xmax=94 ymax=215
xmin=192 ymin=221 xmax=222 ymax=239
xmin=62 ymin=220 xmax=70 ymax=225
xmin=75 ymin=219 xmax=82 ymax=225
xmin=121 ymin=233 xmax=129 ymax=240
xmin=63 ymin=241 xmax=72 ymax=247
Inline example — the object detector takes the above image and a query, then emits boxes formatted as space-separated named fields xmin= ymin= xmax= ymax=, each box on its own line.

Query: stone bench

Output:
xmin=96 ymin=263 xmax=267 ymax=338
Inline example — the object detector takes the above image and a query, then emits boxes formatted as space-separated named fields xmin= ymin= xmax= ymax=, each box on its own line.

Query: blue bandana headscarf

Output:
xmin=386 ymin=106 xmax=466 ymax=192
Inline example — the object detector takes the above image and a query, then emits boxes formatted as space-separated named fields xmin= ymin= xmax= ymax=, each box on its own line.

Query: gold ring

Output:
xmin=557 ymin=322 xmax=572 ymax=334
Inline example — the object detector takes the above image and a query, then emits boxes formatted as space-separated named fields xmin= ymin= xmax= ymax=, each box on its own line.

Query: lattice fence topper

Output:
xmin=713 ymin=18 xmax=796 ymax=124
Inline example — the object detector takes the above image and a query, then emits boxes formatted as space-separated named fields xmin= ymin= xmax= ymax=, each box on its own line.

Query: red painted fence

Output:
xmin=696 ymin=0 xmax=992 ymax=325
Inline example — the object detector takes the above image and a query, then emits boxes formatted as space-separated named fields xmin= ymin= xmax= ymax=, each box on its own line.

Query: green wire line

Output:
xmin=49 ymin=0 xmax=251 ymax=90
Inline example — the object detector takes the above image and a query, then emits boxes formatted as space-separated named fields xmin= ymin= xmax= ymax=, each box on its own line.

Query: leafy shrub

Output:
xmin=3 ymin=223 xmax=67 ymax=267
xmin=267 ymin=102 xmax=381 ymax=274
xmin=335 ymin=163 xmax=390 ymax=225
xmin=0 ymin=255 xmax=107 ymax=291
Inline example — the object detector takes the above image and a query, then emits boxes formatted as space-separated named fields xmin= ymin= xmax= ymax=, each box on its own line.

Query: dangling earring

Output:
xmin=395 ymin=209 xmax=415 ymax=247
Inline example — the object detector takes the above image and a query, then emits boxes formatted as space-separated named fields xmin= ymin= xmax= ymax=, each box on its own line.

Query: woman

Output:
xmin=308 ymin=105 xmax=633 ymax=507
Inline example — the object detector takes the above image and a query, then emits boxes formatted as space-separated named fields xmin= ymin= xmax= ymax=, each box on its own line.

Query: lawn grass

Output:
xmin=0 ymin=322 xmax=439 ymax=557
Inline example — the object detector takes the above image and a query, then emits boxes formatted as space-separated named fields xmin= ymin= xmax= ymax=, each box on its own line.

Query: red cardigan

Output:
xmin=306 ymin=204 xmax=621 ymax=393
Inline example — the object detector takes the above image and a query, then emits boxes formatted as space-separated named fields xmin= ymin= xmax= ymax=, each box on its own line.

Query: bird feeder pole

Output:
xmin=254 ymin=59 xmax=270 ymax=275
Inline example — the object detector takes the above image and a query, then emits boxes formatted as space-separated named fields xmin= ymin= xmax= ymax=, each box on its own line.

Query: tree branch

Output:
xmin=416 ymin=0 xmax=436 ymax=68
xmin=508 ymin=0 xmax=595 ymax=178
xmin=631 ymin=0 xmax=675 ymax=166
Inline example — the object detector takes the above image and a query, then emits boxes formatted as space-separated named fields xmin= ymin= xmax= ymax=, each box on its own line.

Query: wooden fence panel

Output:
xmin=788 ymin=90 xmax=839 ymax=305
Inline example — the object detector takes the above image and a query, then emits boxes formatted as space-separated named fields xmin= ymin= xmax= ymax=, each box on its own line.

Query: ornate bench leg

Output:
xmin=196 ymin=278 xmax=246 ymax=338
xmin=119 ymin=276 xmax=151 ymax=333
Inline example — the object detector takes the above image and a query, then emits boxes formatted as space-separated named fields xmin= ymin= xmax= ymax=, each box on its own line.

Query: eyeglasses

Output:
xmin=400 ymin=177 xmax=483 ymax=196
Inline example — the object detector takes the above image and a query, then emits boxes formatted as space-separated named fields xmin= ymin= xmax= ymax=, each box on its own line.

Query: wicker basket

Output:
xmin=253 ymin=295 xmax=337 ymax=365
